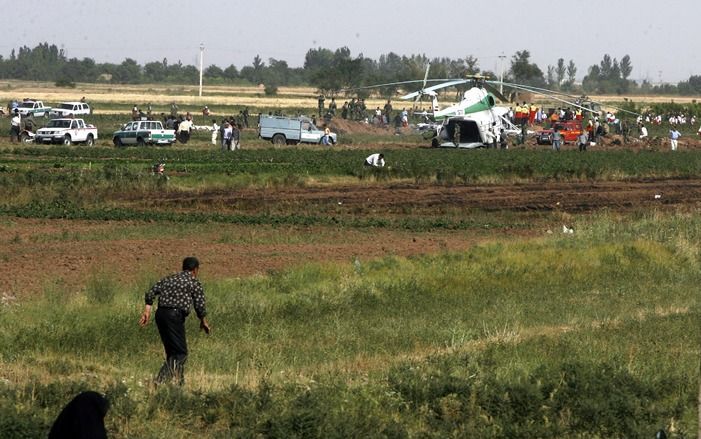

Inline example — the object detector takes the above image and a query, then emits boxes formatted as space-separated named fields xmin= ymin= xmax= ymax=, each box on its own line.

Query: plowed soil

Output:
xmin=133 ymin=178 xmax=701 ymax=214
xmin=3 ymin=177 xmax=699 ymax=298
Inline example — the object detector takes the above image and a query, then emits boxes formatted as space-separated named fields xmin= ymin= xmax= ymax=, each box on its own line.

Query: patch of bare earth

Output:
xmin=4 ymin=177 xmax=701 ymax=298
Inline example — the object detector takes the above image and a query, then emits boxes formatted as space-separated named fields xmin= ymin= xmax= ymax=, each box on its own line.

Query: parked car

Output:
xmin=35 ymin=118 xmax=98 ymax=146
xmin=535 ymin=121 xmax=583 ymax=145
xmin=258 ymin=115 xmax=337 ymax=145
xmin=16 ymin=100 xmax=51 ymax=117
xmin=112 ymin=120 xmax=176 ymax=146
xmin=50 ymin=102 xmax=91 ymax=118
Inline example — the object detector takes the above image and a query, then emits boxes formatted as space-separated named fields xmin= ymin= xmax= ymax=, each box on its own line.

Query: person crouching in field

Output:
xmin=139 ymin=257 xmax=210 ymax=386
xmin=365 ymin=153 xmax=385 ymax=167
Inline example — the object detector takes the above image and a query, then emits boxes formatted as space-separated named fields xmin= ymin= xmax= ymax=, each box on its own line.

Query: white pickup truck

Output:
xmin=16 ymin=100 xmax=51 ymax=117
xmin=49 ymin=102 xmax=91 ymax=118
xmin=35 ymin=118 xmax=98 ymax=146
xmin=258 ymin=115 xmax=337 ymax=145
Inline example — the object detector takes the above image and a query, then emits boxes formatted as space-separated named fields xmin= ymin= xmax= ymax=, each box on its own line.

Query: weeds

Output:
xmin=0 ymin=214 xmax=697 ymax=437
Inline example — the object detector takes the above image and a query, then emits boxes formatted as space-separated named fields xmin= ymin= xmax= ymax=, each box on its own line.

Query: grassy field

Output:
xmin=0 ymin=212 xmax=698 ymax=437
xmin=0 ymin=83 xmax=699 ymax=438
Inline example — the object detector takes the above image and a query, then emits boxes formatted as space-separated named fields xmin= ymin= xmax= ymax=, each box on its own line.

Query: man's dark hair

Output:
xmin=182 ymin=257 xmax=200 ymax=271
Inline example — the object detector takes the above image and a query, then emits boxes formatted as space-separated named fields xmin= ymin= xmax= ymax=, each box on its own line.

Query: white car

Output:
xmin=35 ymin=118 xmax=98 ymax=146
xmin=50 ymin=102 xmax=91 ymax=118
xmin=112 ymin=120 xmax=176 ymax=146
xmin=16 ymin=100 xmax=51 ymax=117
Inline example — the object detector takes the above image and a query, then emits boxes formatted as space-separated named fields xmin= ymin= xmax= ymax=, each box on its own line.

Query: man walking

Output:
xmin=669 ymin=126 xmax=681 ymax=151
xmin=552 ymin=127 xmax=562 ymax=152
xmin=139 ymin=257 xmax=210 ymax=386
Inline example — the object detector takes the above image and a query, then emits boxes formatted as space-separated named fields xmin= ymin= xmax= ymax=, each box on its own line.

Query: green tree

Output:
xmin=564 ymin=60 xmax=577 ymax=91
xmin=546 ymin=65 xmax=556 ymax=87
xmin=251 ymin=55 xmax=265 ymax=84
xmin=113 ymin=58 xmax=141 ymax=84
xmin=556 ymin=58 xmax=566 ymax=88
xmin=222 ymin=64 xmax=239 ymax=80
xmin=204 ymin=64 xmax=224 ymax=79
xmin=620 ymin=55 xmax=632 ymax=80
xmin=143 ymin=61 xmax=167 ymax=82
xmin=509 ymin=50 xmax=545 ymax=87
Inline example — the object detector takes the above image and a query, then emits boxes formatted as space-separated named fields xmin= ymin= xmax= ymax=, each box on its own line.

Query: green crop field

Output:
xmin=0 ymin=84 xmax=699 ymax=438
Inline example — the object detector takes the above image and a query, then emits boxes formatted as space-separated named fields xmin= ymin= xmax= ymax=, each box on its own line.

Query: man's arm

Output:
xmin=140 ymin=281 xmax=161 ymax=326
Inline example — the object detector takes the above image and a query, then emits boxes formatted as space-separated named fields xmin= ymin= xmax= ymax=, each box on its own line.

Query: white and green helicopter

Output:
xmin=399 ymin=73 xmax=519 ymax=148
xmin=348 ymin=65 xmax=638 ymax=149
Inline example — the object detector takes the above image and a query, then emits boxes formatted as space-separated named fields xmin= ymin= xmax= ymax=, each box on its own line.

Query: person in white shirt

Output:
xmin=177 ymin=118 xmax=193 ymax=143
xmin=639 ymin=124 xmax=648 ymax=140
xmin=364 ymin=153 xmax=385 ymax=167
xmin=10 ymin=110 xmax=21 ymax=143
xmin=669 ymin=127 xmax=681 ymax=151
xmin=400 ymin=109 xmax=408 ymax=127
xmin=210 ymin=119 xmax=219 ymax=145
xmin=222 ymin=123 xmax=233 ymax=151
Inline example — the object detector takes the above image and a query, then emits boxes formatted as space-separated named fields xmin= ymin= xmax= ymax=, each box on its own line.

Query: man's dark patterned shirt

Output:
xmin=145 ymin=271 xmax=207 ymax=318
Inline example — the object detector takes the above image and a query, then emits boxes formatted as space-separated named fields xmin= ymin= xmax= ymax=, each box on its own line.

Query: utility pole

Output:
xmin=198 ymin=43 xmax=205 ymax=97
xmin=498 ymin=52 xmax=506 ymax=95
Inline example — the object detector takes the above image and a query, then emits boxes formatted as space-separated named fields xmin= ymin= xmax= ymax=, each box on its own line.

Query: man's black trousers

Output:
xmin=155 ymin=307 xmax=188 ymax=385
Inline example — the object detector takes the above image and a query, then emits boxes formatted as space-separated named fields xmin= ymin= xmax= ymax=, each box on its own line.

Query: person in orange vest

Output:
xmin=528 ymin=103 xmax=537 ymax=125
xmin=513 ymin=104 xmax=522 ymax=125
xmin=550 ymin=109 xmax=560 ymax=126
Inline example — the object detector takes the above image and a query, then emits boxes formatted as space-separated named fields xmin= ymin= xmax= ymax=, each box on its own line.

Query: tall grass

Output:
xmin=0 ymin=213 xmax=698 ymax=437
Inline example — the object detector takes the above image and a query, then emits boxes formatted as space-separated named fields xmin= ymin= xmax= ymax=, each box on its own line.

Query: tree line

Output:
xmin=1 ymin=42 xmax=700 ymax=96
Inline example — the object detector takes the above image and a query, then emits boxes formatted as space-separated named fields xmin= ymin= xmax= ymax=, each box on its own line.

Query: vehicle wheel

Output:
xmin=431 ymin=138 xmax=439 ymax=148
xmin=272 ymin=134 xmax=286 ymax=145
xmin=63 ymin=135 xmax=72 ymax=146
xmin=113 ymin=137 xmax=123 ymax=147
xmin=85 ymin=134 xmax=94 ymax=147
xmin=137 ymin=137 xmax=146 ymax=147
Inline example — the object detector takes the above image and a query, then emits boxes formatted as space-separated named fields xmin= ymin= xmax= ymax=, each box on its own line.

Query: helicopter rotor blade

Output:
xmin=341 ymin=78 xmax=454 ymax=95
xmin=493 ymin=81 xmax=641 ymax=116
xmin=482 ymin=82 xmax=510 ymax=103
xmin=421 ymin=62 xmax=431 ymax=90
xmin=400 ymin=80 xmax=468 ymax=100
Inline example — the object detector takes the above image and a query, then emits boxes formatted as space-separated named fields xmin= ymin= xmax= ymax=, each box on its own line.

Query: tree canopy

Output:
xmin=0 ymin=42 xmax=698 ymax=96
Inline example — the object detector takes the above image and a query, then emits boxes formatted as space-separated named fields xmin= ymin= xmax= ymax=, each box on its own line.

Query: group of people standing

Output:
xmin=211 ymin=119 xmax=241 ymax=151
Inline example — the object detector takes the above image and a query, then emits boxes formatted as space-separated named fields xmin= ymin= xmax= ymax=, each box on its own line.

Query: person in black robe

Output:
xmin=49 ymin=391 xmax=109 ymax=439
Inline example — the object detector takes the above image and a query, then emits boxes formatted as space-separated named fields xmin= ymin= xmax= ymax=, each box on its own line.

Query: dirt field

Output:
xmin=3 ymin=177 xmax=699 ymax=298
xmin=137 ymin=177 xmax=701 ymax=213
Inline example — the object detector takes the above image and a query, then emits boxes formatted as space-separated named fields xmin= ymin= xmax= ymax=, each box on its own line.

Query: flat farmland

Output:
xmin=0 ymin=84 xmax=698 ymax=438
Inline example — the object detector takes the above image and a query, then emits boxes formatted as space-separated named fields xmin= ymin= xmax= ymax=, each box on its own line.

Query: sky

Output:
xmin=1 ymin=0 xmax=699 ymax=84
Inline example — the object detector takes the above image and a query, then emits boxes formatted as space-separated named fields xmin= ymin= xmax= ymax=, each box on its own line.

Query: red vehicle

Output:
xmin=535 ymin=121 xmax=583 ymax=145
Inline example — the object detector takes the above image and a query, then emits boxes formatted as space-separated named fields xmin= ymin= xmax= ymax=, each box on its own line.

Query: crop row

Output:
xmin=0 ymin=201 xmax=527 ymax=232
xmin=3 ymin=147 xmax=701 ymax=181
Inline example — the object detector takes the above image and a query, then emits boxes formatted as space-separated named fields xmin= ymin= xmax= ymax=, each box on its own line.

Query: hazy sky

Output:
xmin=1 ymin=0 xmax=698 ymax=83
